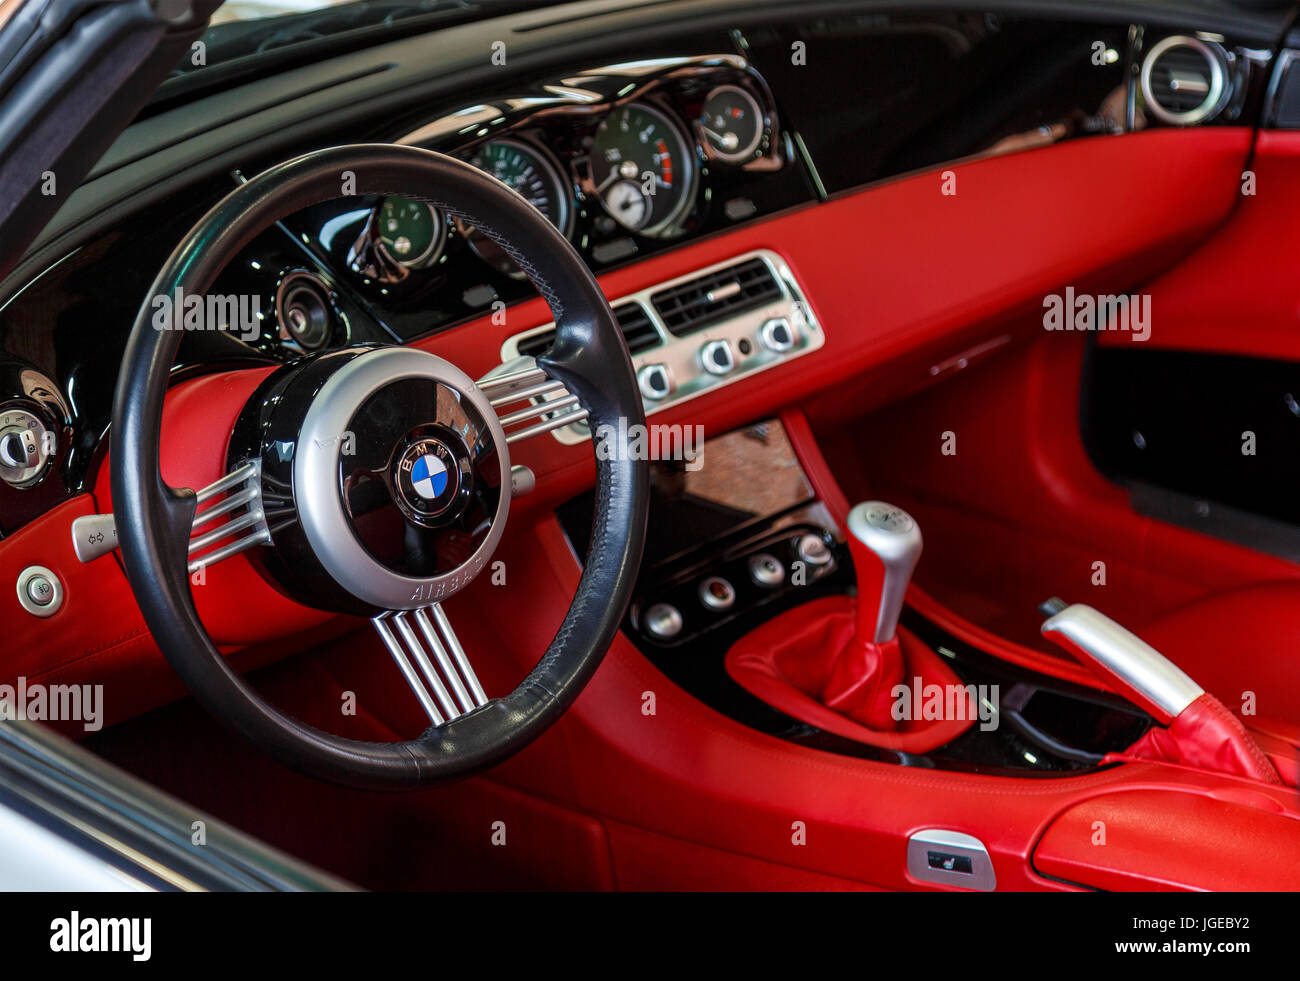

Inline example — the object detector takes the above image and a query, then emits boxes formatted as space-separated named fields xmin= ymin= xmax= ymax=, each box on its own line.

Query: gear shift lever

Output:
xmin=727 ymin=499 xmax=976 ymax=749
xmin=817 ymin=501 xmax=923 ymax=728
xmin=846 ymin=501 xmax=923 ymax=644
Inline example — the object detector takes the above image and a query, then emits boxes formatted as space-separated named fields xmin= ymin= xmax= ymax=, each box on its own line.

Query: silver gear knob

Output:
xmin=847 ymin=501 xmax=923 ymax=644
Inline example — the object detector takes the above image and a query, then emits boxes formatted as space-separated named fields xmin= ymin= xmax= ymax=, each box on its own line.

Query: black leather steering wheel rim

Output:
xmin=110 ymin=144 xmax=649 ymax=790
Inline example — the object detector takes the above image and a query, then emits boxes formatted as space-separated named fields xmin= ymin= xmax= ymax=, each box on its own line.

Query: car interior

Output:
xmin=3 ymin=0 xmax=1300 ymax=892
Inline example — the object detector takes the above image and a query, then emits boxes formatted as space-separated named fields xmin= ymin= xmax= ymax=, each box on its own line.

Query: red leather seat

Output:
xmin=1136 ymin=582 xmax=1300 ymax=734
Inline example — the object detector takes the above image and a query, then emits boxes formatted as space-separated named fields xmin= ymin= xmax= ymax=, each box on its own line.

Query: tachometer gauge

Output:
xmin=698 ymin=85 xmax=765 ymax=164
xmin=375 ymin=197 xmax=446 ymax=269
xmin=590 ymin=102 xmax=696 ymax=236
xmin=460 ymin=139 xmax=573 ymax=276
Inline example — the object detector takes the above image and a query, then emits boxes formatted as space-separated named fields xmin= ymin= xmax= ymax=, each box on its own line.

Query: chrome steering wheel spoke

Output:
xmin=372 ymin=604 xmax=488 ymax=726
xmin=184 ymin=460 xmax=276 ymax=574
xmin=478 ymin=356 xmax=589 ymax=446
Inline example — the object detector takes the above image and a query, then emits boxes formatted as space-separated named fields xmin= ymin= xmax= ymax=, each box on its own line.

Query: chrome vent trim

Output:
xmin=500 ymin=250 xmax=824 ymax=445
xmin=650 ymin=257 xmax=782 ymax=337
xmin=1141 ymin=35 xmax=1229 ymax=126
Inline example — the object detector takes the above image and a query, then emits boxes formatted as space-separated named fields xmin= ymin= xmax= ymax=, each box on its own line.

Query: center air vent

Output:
xmin=650 ymin=257 xmax=782 ymax=337
xmin=515 ymin=302 xmax=662 ymax=358
xmin=1141 ymin=35 xmax=1230 ymax=126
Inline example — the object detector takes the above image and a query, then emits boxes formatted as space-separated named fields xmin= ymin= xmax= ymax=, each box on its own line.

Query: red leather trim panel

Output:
xmin=1033 ymin=789 xmax=1300 ymax=891
xmin=810 ymin=334 xmax=1300 ymax=654
xmin=1098 ymin=129 xmax=1300 ymax=359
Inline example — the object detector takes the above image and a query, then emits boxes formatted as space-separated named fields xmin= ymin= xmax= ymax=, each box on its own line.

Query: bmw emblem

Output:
xmin=395 ymin=438 xmax=464 ymax=523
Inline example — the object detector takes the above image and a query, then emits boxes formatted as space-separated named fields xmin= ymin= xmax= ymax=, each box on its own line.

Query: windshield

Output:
xmin=166 ymin=0 xmax=571 ymax=88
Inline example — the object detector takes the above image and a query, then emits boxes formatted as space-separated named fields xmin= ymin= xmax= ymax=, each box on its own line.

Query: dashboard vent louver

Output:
xmin=1141 ymin=36 xmax=1229 ymax=126
xmin=613 ymin=303 xmax=661 ymax=354
xmin=514 ymin=302 xmax=661 ymax=358
xmin=650 ymin=258 xmax=782 ymax=337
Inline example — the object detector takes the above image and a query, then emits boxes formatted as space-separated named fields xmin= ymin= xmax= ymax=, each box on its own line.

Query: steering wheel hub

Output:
xmin=231 ymin=345 xmax=510 ymax=615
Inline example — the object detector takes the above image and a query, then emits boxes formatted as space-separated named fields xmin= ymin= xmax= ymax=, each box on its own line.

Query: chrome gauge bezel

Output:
xmin=590 ymin=99 xmax=699 ymax=239
xmin=373 ymin=198 xmax=448 ymax=270
xmin=697 ymin=84 xmax=767 ymax=164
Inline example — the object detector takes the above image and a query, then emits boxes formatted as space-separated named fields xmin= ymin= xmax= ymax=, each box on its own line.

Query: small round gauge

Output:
xmin=375 ymin=197 xmax=446 ymax=269
xmin=461 ymin=139 xmax=573 ymax=277
xmin=590 ymin=102 xmax=696 ymax=236
xmin=698 ymin=85 xmax=765 ymax=163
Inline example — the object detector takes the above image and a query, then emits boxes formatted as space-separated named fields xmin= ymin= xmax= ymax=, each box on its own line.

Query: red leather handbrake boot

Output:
xmin=726 ymin=503 xmax=976 ymax=752
xmin=1041 ymin=603 xmax=1281 ymax=785
xmin=1121 ymin=693 xmax=1282 ymax=785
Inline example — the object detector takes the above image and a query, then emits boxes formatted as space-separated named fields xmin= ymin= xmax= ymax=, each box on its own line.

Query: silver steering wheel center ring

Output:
xmin=294 ymin=346 xmax=511 ymax=610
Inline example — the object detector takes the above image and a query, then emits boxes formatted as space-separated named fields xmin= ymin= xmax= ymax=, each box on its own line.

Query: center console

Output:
xmin=557 ymin=417 xmax=1154 ymax=776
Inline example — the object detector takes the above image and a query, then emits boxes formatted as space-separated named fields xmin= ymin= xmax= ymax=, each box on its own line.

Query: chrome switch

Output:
xmin=71 ymin=514 xmax=119 ymax=563
xmin=760 ymin=317 xmax=798 ymax=353
xmin=637 ymin=363 xmax=673 ymax=400
xmin=700 ymin=339 xmax=735 ymax=376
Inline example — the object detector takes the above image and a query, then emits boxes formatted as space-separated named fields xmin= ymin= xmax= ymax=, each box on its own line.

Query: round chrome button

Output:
xmin=698 ymin=576 xmax=736 ymax=611
xmin=16 ymin=565 xmax=62 ymax=618
xmin=796 ymin=533 xmax=833 ymax=567
xmin=637 ymin=364 xmax=673 ymax=401
xmin=759 ymin=317 xmax=797 ymax=353
xmin=748 ymin=553 xmax=785 ymax=587
xmin=700 ymin=340 xmax=735 ymax=376
xmin=643 ymin=602 xmax=683 ymax=640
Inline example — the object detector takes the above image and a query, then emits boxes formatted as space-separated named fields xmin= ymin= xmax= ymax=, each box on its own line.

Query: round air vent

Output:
xmin=1140 ymin=35 xmax=1231 ymax=126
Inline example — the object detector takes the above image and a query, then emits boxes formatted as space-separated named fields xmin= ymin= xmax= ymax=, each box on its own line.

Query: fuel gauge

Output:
xmin=698 ymin=85 xmax=765 ymax=164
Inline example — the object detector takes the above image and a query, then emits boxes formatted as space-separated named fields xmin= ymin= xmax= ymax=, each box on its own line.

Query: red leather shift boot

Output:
xmin=821 ymin=634 xmax=906 ymax=730
xmin=725 ymin=595 xmax=975 ymax=752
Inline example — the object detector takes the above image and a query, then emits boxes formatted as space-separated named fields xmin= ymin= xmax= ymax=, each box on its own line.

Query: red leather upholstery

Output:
xmin=1136 ymin=583 xmax=1300 ymax=733
xmin=1033 ymin=789 xmax=1300 ymax=891
xmin=1122 ymin=692 xmax=1282 ymax=786
xmin=725 ymin=595 xmax=974 ymax=751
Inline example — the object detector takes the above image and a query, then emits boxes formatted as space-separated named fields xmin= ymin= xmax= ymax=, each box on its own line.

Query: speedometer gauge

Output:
xmin=461 ymin=138 xmax=572 ymax=276
xmin=590 ymin=102 xmax=696 ymax=237
xmin=468 ymin=139 xmax=571 ymax=234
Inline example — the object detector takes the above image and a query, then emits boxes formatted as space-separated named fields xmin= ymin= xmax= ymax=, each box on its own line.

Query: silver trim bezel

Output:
xmin=16 ymin=565 xmax=62 ymax=618
xmin=374 ymin=200 xmax=447 ymax=270
xmin=907 ymin=829 xmax=996 ymax=892
xmin=592 ymin=100 xmax=699 ymax=237
xmin=499 ymin=249 xmax=824 ymax=445
xmin=294 ymin=347 xmax=511 ymax=610
xmin=698 ymin=84 xmax=766 ymax=164
xmin=1140 ymin=34 xmax=1229 ymax=127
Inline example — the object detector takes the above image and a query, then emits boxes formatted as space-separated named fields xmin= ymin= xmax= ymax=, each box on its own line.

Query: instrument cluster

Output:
xmin=286 ymin=55 xmax=805 ymax=343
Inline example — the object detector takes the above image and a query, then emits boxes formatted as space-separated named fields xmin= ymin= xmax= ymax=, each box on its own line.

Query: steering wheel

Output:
xmin=110 ymin=145 xmax=649 ymax=790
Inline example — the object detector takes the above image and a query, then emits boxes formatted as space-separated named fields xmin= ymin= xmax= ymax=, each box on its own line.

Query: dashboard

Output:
xmin=0 ymin=2 xmax=1293 ymax=545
